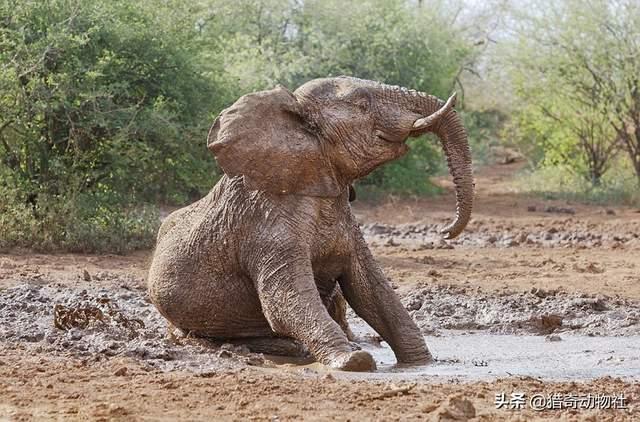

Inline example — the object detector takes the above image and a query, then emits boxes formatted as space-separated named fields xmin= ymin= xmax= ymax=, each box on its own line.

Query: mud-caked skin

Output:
xmin=148 ymin=77 xmax=474 ymax=371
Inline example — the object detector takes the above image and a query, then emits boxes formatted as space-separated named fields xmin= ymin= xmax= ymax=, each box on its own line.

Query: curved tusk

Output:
xmin=412 ymin=92 xmax=457 ymax=131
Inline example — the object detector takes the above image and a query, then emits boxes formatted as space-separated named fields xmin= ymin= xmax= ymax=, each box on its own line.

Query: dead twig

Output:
xmin=365 ymin=383 xmax=417 ymax=401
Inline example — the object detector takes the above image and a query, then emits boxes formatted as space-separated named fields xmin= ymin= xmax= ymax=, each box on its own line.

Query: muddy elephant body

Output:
xmin=148 ymin=77 xmax=474 ymax=371
xmin=150 ymin=175 xmax=356 ymax=339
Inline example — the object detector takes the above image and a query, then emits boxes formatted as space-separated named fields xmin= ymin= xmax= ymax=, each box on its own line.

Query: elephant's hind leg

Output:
xmin=226 ymin=336 xmax=308 ymax=357
xmin=325 ymin=284 xmax=355 ymax=341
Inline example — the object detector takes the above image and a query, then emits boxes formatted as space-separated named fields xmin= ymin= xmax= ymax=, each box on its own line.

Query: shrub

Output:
xmin=515 ymin=160 xmax=640 ymax=206
xmin=0 ymin=185 xmax=159 ymax=253
xmin=356 ymin=135 xmax=445 ymax=198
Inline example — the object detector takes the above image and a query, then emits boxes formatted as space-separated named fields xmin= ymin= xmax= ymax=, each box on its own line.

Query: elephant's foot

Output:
xmin=329 ymin=350 xmax=376 ymax=372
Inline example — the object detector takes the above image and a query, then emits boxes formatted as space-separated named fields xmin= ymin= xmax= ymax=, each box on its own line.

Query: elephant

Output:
xmin=148 ymin=76 xmax=474 ymax=372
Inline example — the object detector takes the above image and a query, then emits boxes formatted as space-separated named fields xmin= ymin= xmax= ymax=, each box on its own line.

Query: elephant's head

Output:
xmin=208 ymin=76 xmax=474 ymax=238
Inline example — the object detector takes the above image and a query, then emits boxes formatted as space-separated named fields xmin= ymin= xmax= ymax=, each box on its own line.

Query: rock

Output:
xmin=430 ymin=394 xmax=476 ymax=421
xmin=114 ymin=367 xmax=128 ymax=376
xmin=384 ymin=237 xmax=399 ymax=247
xmin=369 ymin=223 xmax=391 ymax=235
xmin=322 ymin=373 xmax=336 ymax=382
xmin=406 ymin=297 xmax=423 ymax=311
xmin=435 ymin=239 xmax=453 ymax=250
xmin=21 ymin=333 xmax=45 ymax=342
xmin=573 ymin=297 xmax=608 ymax=311
xmin=83 ymin=270 xmax=91 ymax=282
xmin=544 ymin=205 xmax=576 ymax=215
xmin=427 ymin=269 xmax=441 ymax=278
xmin=68 ymin=329 xmax=82 ymax=341
xmin=527 ymin=205 xmax=537 ymax=212
xmin=218 ymin=349 xmax=233 ymax=358
xmin=540 ymin=314 xmax=563 ymax=333
xmin=532 ymin=287 xmax=558 ymax=298
xmin=545 ymin=335 xmax=562 ymax=342
xmin=244 ymin=355 xmax=264 ymax=366
xmin=504 ymin=238 xmax=519 ymax=247
xmin=417 ymin=242 xmax=435 ymax=250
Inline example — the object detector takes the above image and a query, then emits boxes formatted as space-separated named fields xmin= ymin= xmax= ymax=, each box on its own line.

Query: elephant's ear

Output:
xmin=207 ymin=86 xmax=340 ymax=197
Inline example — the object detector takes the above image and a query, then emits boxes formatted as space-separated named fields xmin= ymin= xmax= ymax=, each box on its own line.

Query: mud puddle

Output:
xmin=347 ymin=323 xmax=640 ymax=381
xmin=1 ymin=279 xmax=639 ymax=381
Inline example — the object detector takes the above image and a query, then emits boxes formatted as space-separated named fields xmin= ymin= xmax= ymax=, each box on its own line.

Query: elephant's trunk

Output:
xmin=432 ymin=103 xmax=475 ymax=239
xmin=389 ymin=87 xmax=475 ymax=239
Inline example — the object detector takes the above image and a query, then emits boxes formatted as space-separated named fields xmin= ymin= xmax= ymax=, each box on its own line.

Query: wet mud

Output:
xmin=2 ymin=272 xmax=638 ymax=381
xmin=400 ymin=283 xmax=640 ymax=337
xmin=361 ymin=218 xmax=640 ymax=250
xmin=0 ymin=281 xmax=258 ymax=373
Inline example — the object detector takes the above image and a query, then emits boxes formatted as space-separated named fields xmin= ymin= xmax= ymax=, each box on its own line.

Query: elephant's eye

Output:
xmin=356 ymin=98 xmax=370 ymax=112
xmin=342 ymin=87 xmax=372 ymax=112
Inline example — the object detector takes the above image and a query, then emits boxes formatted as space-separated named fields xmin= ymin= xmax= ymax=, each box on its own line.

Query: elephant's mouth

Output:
xmin=375 ymin=129 xmax=408 ymax=144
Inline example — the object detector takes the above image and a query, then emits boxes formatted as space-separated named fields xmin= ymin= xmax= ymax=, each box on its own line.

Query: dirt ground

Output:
xmin=1 ymin=162 xmax=639 ymax=421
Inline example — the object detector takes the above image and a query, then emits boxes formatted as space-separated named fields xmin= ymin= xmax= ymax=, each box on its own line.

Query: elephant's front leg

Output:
xmin=340 ymin=229 xmax=432 ymax=365
xmin=248 ymin=247 xmax=376 ymax=371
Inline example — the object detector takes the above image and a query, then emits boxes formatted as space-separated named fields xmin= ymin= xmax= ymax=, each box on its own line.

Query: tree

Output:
xmin=0 ymin=0 xmax=485 ymax=251
xmin=587 ymin=0 xmax=640 ymax=185
xmin=0 ymin=0 xmax=218 ymax=204
xmin=503 ymin=0 xmax=631 ymax=186
xmin=194 ymin=0 xmax=474 ymax=194
xmin=0 ymin=0 xmax=220 ymax=251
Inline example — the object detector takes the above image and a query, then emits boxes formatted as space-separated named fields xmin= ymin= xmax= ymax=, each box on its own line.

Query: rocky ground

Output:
xmin=1 ymin=162 xmax=639 ymax=420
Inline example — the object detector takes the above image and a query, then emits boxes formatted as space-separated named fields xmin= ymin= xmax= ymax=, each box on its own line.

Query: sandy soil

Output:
xmin=1 ymin=162 xmax=639 ymax=421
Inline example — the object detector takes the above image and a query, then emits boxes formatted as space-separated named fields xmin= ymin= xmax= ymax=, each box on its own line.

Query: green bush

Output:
xmin=0 ymin=0 xmax=481 ymax=252
xmin=0 ymin=0 xmax=215 ymax=252
xmin=356 ymin=135 xmax=444 ymax=198
xmin=0 ymin=185 xmax=159 ymax=253
xmin=0 ymin=0 xmax=219 ymax=204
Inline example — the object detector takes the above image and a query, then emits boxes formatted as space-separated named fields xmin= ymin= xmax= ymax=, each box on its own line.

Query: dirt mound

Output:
xmin=428 ymin=394 xmax=476 ymax=421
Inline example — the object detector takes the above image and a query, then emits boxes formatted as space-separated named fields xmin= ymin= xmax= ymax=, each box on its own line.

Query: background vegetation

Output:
xmin=0 ymin=0 xmax=638 ymax=252
xmin=502 ymin=0 xmax=640 ymax=202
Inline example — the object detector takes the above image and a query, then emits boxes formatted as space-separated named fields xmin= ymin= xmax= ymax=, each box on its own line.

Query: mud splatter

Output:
xmin=0 ymin=282 xmax=256 ymax=373
xmin=400 ymin=283 xmax=640 ymax=336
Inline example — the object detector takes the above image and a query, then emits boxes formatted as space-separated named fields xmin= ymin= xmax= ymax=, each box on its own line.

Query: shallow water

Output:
xmin=355 ymin=331 xmax=640 ymax=381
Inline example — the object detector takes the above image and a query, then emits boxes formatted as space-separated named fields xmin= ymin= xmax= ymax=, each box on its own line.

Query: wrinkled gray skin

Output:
xmin=148 ymin=76 xmax=474 ymax=372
